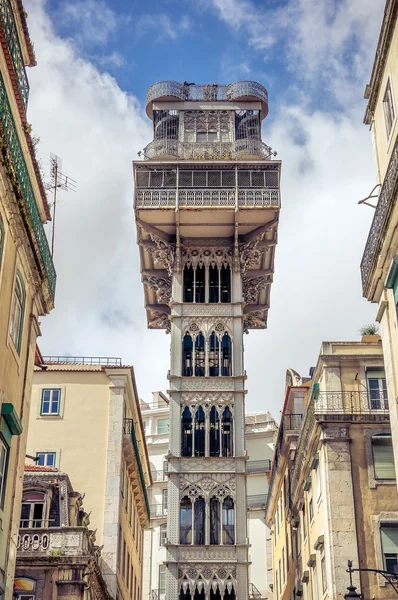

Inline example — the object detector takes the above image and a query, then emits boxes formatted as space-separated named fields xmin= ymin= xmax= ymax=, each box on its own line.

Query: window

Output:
xmin=315 ymin=464 xmax=321 ymax=501
xmin=36 ymin=452 xmax=56 ymax=467
xmin=221 ymin=333 xmax=232 ymax=376
xmin=221 ymin=407 xmax=233 ymax=457
xmin=181 ymin=407 xmax=193 ymax=457
xmin=279 ymin=559 xmax=282 ymax=594
xmin=157 ymin=419 xmax=169 ymax=434
xmin=381 ymin=525 xmax=398 ymax=573
xmin=130 ymin=565 xmax=134 ymax=599
xmin=367 ymin=371 xmax=388 ymax=409
xmin=195 ymin=333 xmax=205 ymax=377
xmin=222 ymin=497 xmax=235 ymax=544
xmin=160 ymin=523 xmax=167 ymax=546
xmin=194 ymin=407 xmax=205 ymax=457
xmin=180 ymin=496 xmax=192 ymax=544
xmin=275 ymin=571 xmax=279 ymax=600
xmin=162 ymin=489 xmax=168 ymax=512
xmin=209 ymin=332 xmax=220 ymax=376
xmin=383 ymin=79 xmax=395 ymax=138
xmin=320 ymin=548 xmax=327 ymax=593
xmin=309 ymin=494 xmax=314 ymax=523
xmin=20 ymin=492 xmax=46 ymax=528
xmin=159 ymin=565 xmax=167 ymax=596
xmin=40 ymin=389 xmax=61 ymax=416
xmin=372 ymin=434 xmax=396 ymax=479
xmin=302 ymin=505 xmax=307 ymax=541
xmin=127 ymin=552 xmax=130 ymax=590
xmin=312 ymin=563 xmax=319 ymax=600
xmin=209 ymin=406 xmax=220 ymax=457
xmin=282 ymin=546 xmax=286 ymax=584
xmin=210 ymin=497 xmax=220 ymax=544
xmin=194 ymin=497 xmax=206 ymax=544
xmin=0 ymin=437 xmax=9 ymax=509
xmin=117 ymin=525 xmax=122 ymax=570
xmin=182 ymin=333 xmax=193 ymax=376
xmin=9 ymin=271 xmax=25 ymax=353
xmin=122 ymin=538 xmax=126 ymax=579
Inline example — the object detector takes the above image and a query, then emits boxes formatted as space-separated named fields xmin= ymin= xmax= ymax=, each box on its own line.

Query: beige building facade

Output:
xmin=26 ymin=359 xmax=151 ymax=600
xmin=361 ymin=0 xmax=398 ymax=484
xmin=266 ymin=339 xmax=398 ymax=600
xmin=0 ymin=3 xmax=56 ymax=597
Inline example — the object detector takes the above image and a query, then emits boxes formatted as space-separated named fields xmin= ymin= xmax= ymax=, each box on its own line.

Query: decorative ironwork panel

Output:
xmin=142 ymin=139 xmax=274 ymax=160
xmin=238 ymin=189 xmax=280 ymax=207
xmin=179 ymin=189 xmax=235 ymax=207
xmin=0 ymin=0 xmax=29 ymax=111
xmin=361 ymin=135 xmax=398 ymax=294
xmin=0 ymin=72 xmax=56 ymax=299
xmin=135 ymin=189 xmax=176 ymax=208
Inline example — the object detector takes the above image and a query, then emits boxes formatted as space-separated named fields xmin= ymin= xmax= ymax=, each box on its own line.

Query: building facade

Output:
xmin=26 ymin=359 xmax=151 ymax=600
xmin=0 ymin=3 xmax=56 ymax=596
xmin=361 ymin=0 xmax=398 ymax=482
xmin=266 ymin=340 xmax=398 ymax=600
xmin=15 ymin=465 xmax=111 ymax=600
xmin=141 ymin=396 xmax=277 ymax=600
xmin=134 ymin=79 xmax=281 ymax=600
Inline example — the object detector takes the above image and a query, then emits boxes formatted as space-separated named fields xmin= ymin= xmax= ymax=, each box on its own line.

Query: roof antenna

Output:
xmin=46 ymin=153 xmax=77 ymax=257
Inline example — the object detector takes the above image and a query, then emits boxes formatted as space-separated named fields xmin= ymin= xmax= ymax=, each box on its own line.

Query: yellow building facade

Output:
xmin=361 ymin=0 xmax=398 ymax=483
xmin=266 ymin=340 xmax=398 ymax=600
xmin=26 ymin=360 xmax=151 ymax=600
xmin=0 ymin=3 xmax=56 ymax=597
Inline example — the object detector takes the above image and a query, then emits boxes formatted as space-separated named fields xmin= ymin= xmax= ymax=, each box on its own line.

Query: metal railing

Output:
xmin=283 ymin=414 xmax=303 ymax=430
xmin=42 ymin=356 xmax=122 ymax=366
xmin=140 ymin=401 xmax=169 ymax=410
xmin=315 ymin=391 xmax=389 ymax=414
xmin=142 ymin=139 xmax=274 ymax=161
xmin=247 ymin=494 xmax=268 ymax=508
xmin=247 ymin=460 xmax=272 ymax=473
xmin=151 ymin=590 xmax=165 ymax=600
xmin=123 ymin=419 xmax=151 ymax=518
xmin=249 ymin=583 xmax=262 ymax=599
xmin=361 ymin=135 xmax=398 ymax=295
xmin=135 ymin=188 xmax=280 ymax=209
xmin=146 ymin=81 xmax=268 ymax=110
xmin=0 ymin=72 xmax=56 ymax=299
xmin=151 ymin=469 xmax=168 ymax=482
xmin=0 ymin=0 xmax=29 ymax=111
xmin=149 ymin=504 xmax=168 ymax=517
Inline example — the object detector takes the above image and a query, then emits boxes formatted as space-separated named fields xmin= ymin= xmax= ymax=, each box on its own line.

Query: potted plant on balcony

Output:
xmin=359 ymin=323 xmax=381 ymax=343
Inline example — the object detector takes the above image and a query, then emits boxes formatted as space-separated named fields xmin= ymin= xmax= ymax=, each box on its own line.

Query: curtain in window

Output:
xmin=194 ymin=497 xmax=205 ymax=545
xmin=210 ymin=497 xmax=220 ymax=544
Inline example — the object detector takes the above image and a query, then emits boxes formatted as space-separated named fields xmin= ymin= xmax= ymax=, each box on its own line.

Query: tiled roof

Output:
xmin=24 ymin=464 xmax=57 ymax=472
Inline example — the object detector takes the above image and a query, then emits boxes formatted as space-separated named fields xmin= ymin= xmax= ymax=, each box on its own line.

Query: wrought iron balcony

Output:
xmin=315 ymin=391 xmax=389 ymax=415
xmin=0 ymin=0 xmax=30 ymax=111
xmin=135 ymin=188 xmax=279 ymax=210
xmin=361 ymin=135 xmax=398 ymax=297
xmin=142 ymin=138 xmax=274 ymax=161
xmin=247 ymin=459 xmax=272 ymax=473
xmin=247 ymin=494 xmax=268 ymax=508
xmin=283 ymin=413 xmax=303 ymax=431
xmin=0 ymin=72 xmax=56 ymax=300
xmin=146 ymin=81 xmax=268 ymax=118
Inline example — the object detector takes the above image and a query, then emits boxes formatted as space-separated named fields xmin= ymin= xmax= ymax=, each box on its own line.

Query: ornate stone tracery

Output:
xmin=182 ymin=246 xmax=233 ymax=269
xmin=242 ymin=274 xmax=272 ymax=303
xmin=142 ymin=275 xmax=172 ymax=304
xmin=243 ymin=310 xmax=267 ymax=333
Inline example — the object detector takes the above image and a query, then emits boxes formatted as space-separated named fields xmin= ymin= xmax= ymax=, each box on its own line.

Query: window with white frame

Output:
xmin=36 ymin=452 xmax=56 ymax=467
xmin=0 ymin=437 xmax=9 ymax=509
xmin=309 ymin=488 xmax=314 ymax=523
xmin=315 ymin=463 xmax=322 ymax=501
xmin=383 ymin=79 xmax=395 ymax=138
xmin=158 ymin=565 xmax=167 ymax=595
xmin=372 ymin=434 xmax=396 ymax=480
xmin=160 ymin=523 xmax=167 ymax=546
xmin=312 ymin=563 xmax=319 ymax=600
xmin=20 ymin=491 xmax=46 ymax=528
xmin=40 ymin=389 xmax=61 ymax=416
xmin=367 ymin=371 xmax=388 ymax=409
xmin=157 ymin=419 xmax=169 ymax=434
xmin=9 ymin=272 xmax=25 ymax=353
xmin=162 ymin=489 xmax=168 ymax=512
xmin=381 ymin=524 xmax=398 ymax=573
xmin=320 ymin=547 xmax=327 ymax=593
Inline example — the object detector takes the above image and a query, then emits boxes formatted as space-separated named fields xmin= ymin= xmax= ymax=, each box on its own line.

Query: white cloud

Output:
xmin=56 ymin=0 xmax=118 ymax=45
xmin=136 ymin=13 xmax=192 ymax=42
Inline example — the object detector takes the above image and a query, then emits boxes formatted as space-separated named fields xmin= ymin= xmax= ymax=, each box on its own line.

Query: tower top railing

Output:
xmin=146 ymin=81 xmax=269 ymax=119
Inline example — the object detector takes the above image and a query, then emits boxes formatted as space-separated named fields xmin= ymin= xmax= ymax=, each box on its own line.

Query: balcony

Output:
xmin=149 ymin=503 xmax=168 ymax=517
xmin=247 ymin=460 xmax=271 ymax=473
xmin=146 ymin=81 xmax=269 ymax=118
xmin=361 ymin=135 xmax=398 ymax=297
xmin=17 ymin=527 xmax=89 ymax=557
xmin=142 ymin=138 xmax=274 ymax=161
xmin=283 ymin=414 xmax=303 ymax=431
xmin=247 ymin=494 xmax=268 ymax=509
xmin=315 ymin=391 xmax=389 ymax=416
xmin=42 ymin=355 xmax=122 ymax=366
xmin=151 ymin=469 xmax=168 ymax=482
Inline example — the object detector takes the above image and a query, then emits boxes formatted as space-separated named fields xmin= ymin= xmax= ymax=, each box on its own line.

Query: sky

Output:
xmin=25 ymin=0 xmax=386 ymax=418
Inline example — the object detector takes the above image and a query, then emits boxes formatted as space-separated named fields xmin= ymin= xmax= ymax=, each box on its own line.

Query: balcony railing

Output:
xmin=361 ymin=135 xmax=398 ymax=296
xmin=151 ymin=590 xmax=165 ymax=600
xmin=42 ymin=356 xmax=122 ymax=366
xmin=249 ymin=583 xmax=262 ymax=599
xmin=142 ymin=139 xmax=274 ymax=161
xmin=135 ymin=188 xmax=280 ymax=209
xmin=0 ymin=72 xmax=56 ymax=299
xmin=151 ymin=469 xmax=168 ymax=482
xmin=283 ymin=414 xmax=303 ymax=431
xmin=149 ymin=504 xmax=168 ymax=517
xmin=247 ymin=494 xmax=268 ymax=508
xmin=247 ymin=460 xmax=272 ymax=473
xmin=315 ymin=391 xmax=389 ymax=414
xmin=17 ymin=527 xmax=88 ymax=554
xmin=0 ymin=0 xmax=29 ymax=111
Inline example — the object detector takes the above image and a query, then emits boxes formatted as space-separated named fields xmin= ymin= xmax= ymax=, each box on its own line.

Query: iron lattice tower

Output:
xmin=134 ymin=80 xmax=281 ymax=600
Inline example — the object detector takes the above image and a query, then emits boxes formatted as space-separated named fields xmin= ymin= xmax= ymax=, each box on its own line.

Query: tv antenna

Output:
xmin=45 ymin=153 xmax=77 ymax=257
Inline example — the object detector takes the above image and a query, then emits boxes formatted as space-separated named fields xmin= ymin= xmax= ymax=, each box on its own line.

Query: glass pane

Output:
xmin=47 ymin=453 xmax=55 ymax=467
xmin=36 ymin=454 xmax=45 ymax=466
xmin=381 ymin=527 xmax=398 ymax=553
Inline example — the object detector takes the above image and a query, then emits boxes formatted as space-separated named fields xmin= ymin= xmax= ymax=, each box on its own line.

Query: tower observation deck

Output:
xmin=134 ymin=80 xmax=281 ymax=600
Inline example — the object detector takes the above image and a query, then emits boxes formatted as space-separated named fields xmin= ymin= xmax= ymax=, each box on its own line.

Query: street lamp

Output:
xmin=345 ymin=560 xmax=398 ymax=599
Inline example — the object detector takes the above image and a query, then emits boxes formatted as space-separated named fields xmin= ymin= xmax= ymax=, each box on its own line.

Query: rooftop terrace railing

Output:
xmin=142 ymin=139 xmax=274 ymax=161
xmin=247 ymin=460 xmax=272 ymax=473
xmin=42 ymin=356 xmax=122 ymax=366
xmin=149 ymin=503 xmax=168 ymax=517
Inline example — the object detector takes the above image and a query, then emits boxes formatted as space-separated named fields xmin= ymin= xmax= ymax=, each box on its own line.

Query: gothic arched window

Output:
xmin=180 ymin=497 xmax=192 ymax=544
xmin=220 ymin=265 xmax=231 ymax=303
xmin=194 ymin=497 xmax=205 ymax=545
xmin=210 ymin=496 xmax=220 ymax=545
xmin=181 ymin=407 xmax=193 ymax=457
xmin=221 ymin=407 xmax=233 ymax=457
xmin=195 ymin=333 xmax=205 ymax=377
xmin=194 ymin=407 xmax=205 ymax=457
xmin=182 ymin=333 xmax=193 ymax=376
xmin=196 ymin=265 xmax=205 ymax=303
xmin=209 ymin=406 xmax=220 ymax=457
xmin=209 ymin=265 xmax=219 ymax=303
xmin=209 ymin=332 xmax=219 ymax=376
xmin=224 ymin=583 xmax=236 ymax=600
xmin=222 ymin=497 xmax=235 ymax=544
xmin=221 ymin=333 xmax=232 ymax=376
xmin=183 ymin=266 xmax=194 ymax=303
